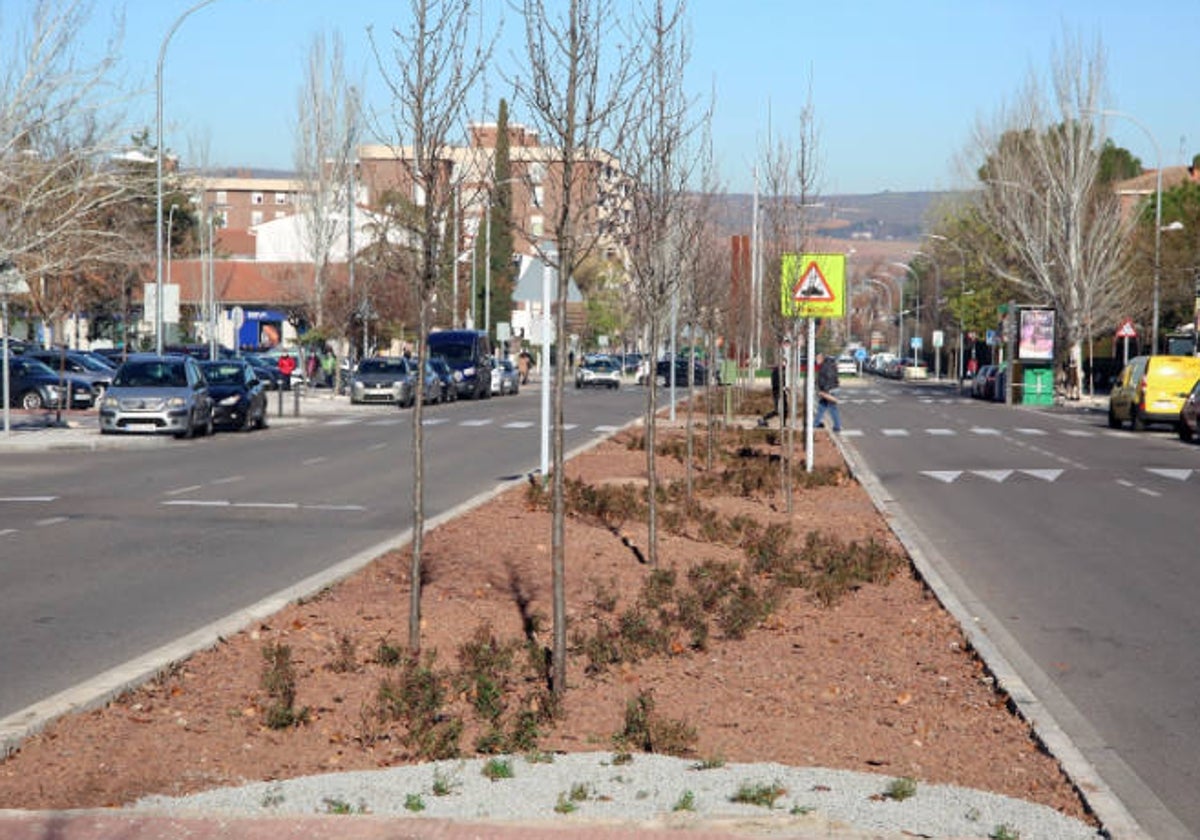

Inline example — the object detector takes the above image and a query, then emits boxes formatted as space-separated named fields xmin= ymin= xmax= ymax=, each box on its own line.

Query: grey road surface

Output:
xmin=0 ymin=385 xmax=649 ymax=723
xmin=838 ymin=377 xmax=1200 ymax=840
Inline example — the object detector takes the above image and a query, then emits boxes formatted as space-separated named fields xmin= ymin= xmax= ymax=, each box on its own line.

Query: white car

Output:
xmin=836 ymin=355 xmax=857 ymax=376
xmin=575 ymin=358 xmax=622 ymax=389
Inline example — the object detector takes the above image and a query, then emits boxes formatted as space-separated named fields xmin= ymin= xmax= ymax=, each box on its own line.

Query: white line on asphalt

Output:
xmin=1020 ymin=469 xmax=1063 ymax=482
xmin=840 ymin=429 xmax=864 ymax=437
xmin=459 ymin=419 xmax=493 ymax=427
xmin=0 ymin=528 xmax=16 ymax=536
xmin=324 ymin=418 xmax=358 ymax=426
xmin=211 ymin=475 xmax=244 ymax=485
xmin=973 ymin=469 xmax=1013 ymax=482
xmin=366 ymin=419 xmax=403 ymax=426
xmin=594 ymin=425 xmax=620 ymax=432
xmin=1146 ymin=468 xmax=1192 ymax=481
xmin=881 ymin=428 xmax=909 ymax=437
xmin=503 ymin=422 xmax=534 ymax=428
xmin=1138 ymin=487 xmax=1161 ymax=497
xmin=1116 ymin=479 xmax=1135 ymax=488
xmin=1015 ymin=428 xmax=1047 ymax=436
xmin=563 ymin=423 xmax=579 ymax=430
xmin=926 ymin=428 xmax=956 ymax=436
xmin=367 ymin=442 xmax=388 ymax=451
xmin=970 ymin=427 xmax=1001 ymax=435
xmin=163 ymin=485 xmax=202 ymax=496
xmin=35 ymin=517 xmax=68 ymax=526
xmin=162 ymin=500 xmax=231 ymax=507
xmin=422 ymin=418 xmax=448 ymax=426
xmin=0 ymin=496 xmax=57 ymax=503
xmin=234 ymin=502 xmax=299 ymax=509
xmin=302 ymin=457 xmax=327 ymax=466
xmin=306 ymin=504 xmax=367 ymax=511
xmin=1061 ymin=429 xmax=1094 ymax=437
xmin=921 ymin=470 xmax=962 ymax=483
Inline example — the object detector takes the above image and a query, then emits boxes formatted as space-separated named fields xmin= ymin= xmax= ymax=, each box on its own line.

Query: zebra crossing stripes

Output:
xmin=921 ymin=468 xmax=1065 ymax=484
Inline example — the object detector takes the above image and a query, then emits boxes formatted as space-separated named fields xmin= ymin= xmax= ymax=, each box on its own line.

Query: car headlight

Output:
xmin=453 ymin=370 xmax=463 ymax=382
xmin=46 ymin=385 xmax=62 ymax=397
xmin=219 ymin=395 xmax=241 ymax=406
xmin=101 ymin=395 xmax=118 ymax=409
xmin=464 ymin=365 xmax=476 ymax=377
xmin=166 ymin=396 xmax=186 ymax=408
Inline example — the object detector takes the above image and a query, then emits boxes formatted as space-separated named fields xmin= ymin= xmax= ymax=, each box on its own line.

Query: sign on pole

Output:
xmin=780 ymin=253 xmax=846 ymax=319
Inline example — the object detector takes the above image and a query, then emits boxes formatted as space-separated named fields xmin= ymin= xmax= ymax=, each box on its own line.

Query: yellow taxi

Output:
xmin=1108 ymin=355 xmax=1200 ymax=431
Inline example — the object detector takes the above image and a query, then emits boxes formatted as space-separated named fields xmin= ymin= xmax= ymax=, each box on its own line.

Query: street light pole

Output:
xmin=865 ymin=277 xmax=894 ymax=354
xmin=1098 ymin=109 xmax=1163 ymax=354
xmin=156 ymin=0 xmax=220 ymax=355
xmin=926 ymin=234 xmax=968 ymax=379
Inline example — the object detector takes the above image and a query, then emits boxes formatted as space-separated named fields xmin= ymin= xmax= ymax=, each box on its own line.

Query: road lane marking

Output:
xmin=0 ymin=528 xmax=17 ymax=536
xmin=234 ymin=502 xmax=299 ymax=509
xmin=459 ymin=419 xmax=493 ymax=427
xmin=35 ymin=517 xmax=68 ymax=527
xmin=881 ymin=428 xmax=909 ymax=437
xmin=164 ymin=485 xmax=202 ymax=496
xmin=840 ymin=429 xmax=863 ymax=437
xmin=970 ymin=427 xmax=1001 ymax=435
xmin=1061 ymin=429 xmax=1094 ymax=437
xmin=922 ymin=470 xmax=962 ymax=483
xmin=1138 ymin=487 xmax=1162 ymax=497
xmin=926 ymin=428 xmax=956 ymax=436
xmin=163 ymin=500 xmax=231 ymax=507
xmin=302 ymin=457 xmax=327 ymax=466
xmin=503 ymin=422 xmax=534 ymax=428
xmin=422 ymin=418 xmax=448 ymax=426
xmin=1020 ymin=469 xmax=1063 ymax=482
xmin=594 ymin=425 xmax=620 ymax=432
xmin=1146 ymin=468 xmax=1192 ymax=481
xmin=1015 ymin=428 xmax=1047 ymax=436
xmin=0 ymin=496 xmax=58 ymax=503
xmin=325 ymin=418 xmax=358 ymax=426
xmin=211 ymin=475 xmax=244 ymax=485
xmin=367 ymin=419 xmax=403 ymax=426
xmin=973 ymin=470 xmax=1013 ymax=482
xmin=367 ymin=442 xmax=388 ymax=451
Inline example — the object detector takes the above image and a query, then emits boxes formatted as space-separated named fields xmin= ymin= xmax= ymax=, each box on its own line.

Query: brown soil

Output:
xmin=0 ymin=413 xmax=1092 ymax=826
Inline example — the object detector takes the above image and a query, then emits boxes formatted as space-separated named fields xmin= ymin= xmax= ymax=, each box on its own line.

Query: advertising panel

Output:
xmin=1018 ymin=308 xmax=1055 ymax=361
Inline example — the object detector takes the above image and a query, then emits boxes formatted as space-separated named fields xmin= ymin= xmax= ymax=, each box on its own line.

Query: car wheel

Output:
xmin=241 ymin=408 xmax=255 ymax=432
xmin=1107 ymin=407 xmax=1121 ymax=429
xmin=204 ymin=412 xmax=214 ymax=437
xmin=256 ymin=406 xmax=269 ymax=430
xmin=20 ymin=390 xmax=44 ymax=410
xmin=1179 ymin=421 xmax=1194 ymax=442
xmin=1131 ymin=407 xmax=1145 ymax=431
xmin=180 ymin=411 xmax=196 ymax=439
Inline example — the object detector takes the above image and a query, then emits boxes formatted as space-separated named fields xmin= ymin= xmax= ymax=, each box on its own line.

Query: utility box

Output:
xmin=720 ymin=359 xmax=737 ymax=386
xmin=1023 ymin=366 xmax=1054 ymax=405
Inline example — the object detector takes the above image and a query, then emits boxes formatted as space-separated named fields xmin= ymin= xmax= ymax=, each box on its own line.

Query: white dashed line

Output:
xmin=162 ymin=500 xmax=231 ymax=507
xmin=324 ymin=418 xmax=358 ymax=426
xmin=0 ymin=528 xmax=17 ymax=536
xmin=594 ymin=425 xmax=620 ymax=432
xmin=922 ymin=470 xmax=962 ymax=483
xmin=302 ymin=457 xmax=328 ymax=466
xmin=1138 ymin=487 xmax=1162 ymax=497
xmin=503 ymin=422 xmax=534 ymax=429
xmin=234 ymin=502 xmax=299 ymax=509
xmin=0 ymin=496 xmax=58 ymax=503
xmin=164 ymin=485 xmax=202 ymax=496
xmin=973 ymin=470 xmax=1013 ymax=483
xmin=366 ymin=419 xmax=403 ymax=426
xmin=306 ymin=504 xmax=367 ymax=511
xmin=35 ymin=517 xmax=68 ymax=527
xmin=1015 ymin=428 xmax=1047 ymax=436
xmin=211 ymin=475 xmax=244 ymax=485
xmin=1020 ymin=469 xmax=1063 ymax=482
xmin=459 ymin=419 xmax=493 ymax=427
xmin=1061 ymin=429 xmax=1094 ymax=437
xmin=367 ymin=442 xmax=388 ymax=451
xmin=840 ymin=429 xmax=864 ymax=437
xmin=881 ymin=428 xmax=909 ymax=437
xmin=926 ymin=428 xmax=956 ymax=436
xmin=970 ymin=427 xmax=1001 ymax=435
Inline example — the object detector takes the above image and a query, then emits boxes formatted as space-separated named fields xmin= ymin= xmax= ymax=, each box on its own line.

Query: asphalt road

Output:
xmin=838 ymin=377 xmax=1200 ymax=840
xmin=0 ymin=383 xmax=652 ymax=724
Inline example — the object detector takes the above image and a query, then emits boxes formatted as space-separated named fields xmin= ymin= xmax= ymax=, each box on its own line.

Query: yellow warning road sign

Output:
xmin=780 ymin=253 xmax=846 ymax=318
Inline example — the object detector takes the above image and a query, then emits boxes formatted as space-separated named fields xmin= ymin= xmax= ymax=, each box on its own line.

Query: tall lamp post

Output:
xmin=156 ymin=0 xmax=220 ymax=355
xmin=889 ymin=262 xmax=922 ymax=364
xmin=926 ymin=234 xmax=969 ymax=379
xmin=865 ymin=277 xmax=894 ymax=355
xmin=1097 ymin=109 xmax=1164 ymax=354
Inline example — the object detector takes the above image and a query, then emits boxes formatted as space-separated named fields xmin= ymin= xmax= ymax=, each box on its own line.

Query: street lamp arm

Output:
xmin=156 ymin=0 xmax=221 ymax=355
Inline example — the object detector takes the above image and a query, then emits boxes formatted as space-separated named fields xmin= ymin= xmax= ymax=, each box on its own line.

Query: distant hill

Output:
xmin=708 ymin=191 xmax=955 ymax=241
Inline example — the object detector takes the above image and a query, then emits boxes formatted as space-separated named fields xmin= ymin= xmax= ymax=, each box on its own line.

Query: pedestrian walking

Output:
xmin=813 ymin=352 xmax=842 ymax=432
xmin=517 ymin=350 xmax=531 ymax=384
xmin=278 ymin=352 xmax=296 ymax=391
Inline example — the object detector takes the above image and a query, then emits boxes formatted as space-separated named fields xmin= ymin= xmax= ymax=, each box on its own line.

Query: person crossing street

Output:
xmin=813 ymin=351 xmax=842 ymax=432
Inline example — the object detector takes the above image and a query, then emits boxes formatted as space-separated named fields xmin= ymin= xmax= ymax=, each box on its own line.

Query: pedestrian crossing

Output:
xmin=840 ymin=425 xmax=1117 ymax=439
xmin=918 ymin=467 xmax=1198 ymax=485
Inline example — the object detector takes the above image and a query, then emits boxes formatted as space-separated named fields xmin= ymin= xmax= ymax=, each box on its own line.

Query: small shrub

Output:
xmin=554 ymin=792 xmax=577 ymax=814
xmin=692 ymin=754 xmax=725 ymax=770
xmin=431 ymin=769 xmax=458 ymax=796
xmin=674 ymin=592 xmax=709 ymax=651
xmin=614 ymin=690 xmax=698 ymax=756
xmin=508 ymin=709 xmax=542 ymax=753
xmin=989 ymin=825 xmax=1021 ymax=840
xmin=730 ymin=780 xmax=787 ymax=808
xmin=260 ymin=643 xmax=309 ymax=729
xmin=568 ymin=782 xmax=591 ymax=802
xmin=617 ymin=606 xmax=670 ymax=660
xmin=376 ymin=653 xmax=462 ymax=761
xmin=474 ymin=725 xmax=507 ymax=754
xmin=328 ymin=631 xmax=357 ymax=673
xmin=717 ymin=581 xmax=779 ymax=640
xmin=375 ymin=637 xmax=403 ymax=667
xmin=404 ymin=793 xmax=425 ymax=812
xmin=322 ymin=797 xmax=366 ymax=815
xmin=482 ymin=757 xmax=514 ymax=781
xmin=589 ymin=576 xmax=620 ymax=613
xmin=673 ymin=790 xmax=696 ymax=811
xmin=639 ymin=567 xmax=677 ymax=610
xmin=803 ymin=535 xmax=906 ymax=607
xmin=884 ymin=776 xmax=918 ymax=801
xmin=687 ymin=560 xmax=741 ymax=611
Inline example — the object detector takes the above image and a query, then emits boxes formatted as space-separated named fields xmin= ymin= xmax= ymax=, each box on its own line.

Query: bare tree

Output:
xmin=615 ymin=0 xmax=704 ymax=567
xmin=0 ymin=0 xmax=135 ymax=339
xmin=515 ymin=0 xmax=641 ymax=693
xmin=295 ymin=33 xmax=359 ymax=332
xmin=371 ymin=0 xmax=491 ymax=652
xmin=757 ymin=87 xmax=821 ymax=511
xmin=972 ymin=33 xmax=1132 ymax=385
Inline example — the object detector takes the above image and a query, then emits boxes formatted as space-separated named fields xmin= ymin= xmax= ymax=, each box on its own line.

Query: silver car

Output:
xmin=99 ymin=355 xmax=214 ymax=438
xmin=349 ymin=356 xmax=413 ymax=406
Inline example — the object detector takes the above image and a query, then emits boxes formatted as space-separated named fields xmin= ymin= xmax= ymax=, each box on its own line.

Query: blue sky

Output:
xmin=72 ymin=0 xmax=1200 ymax=195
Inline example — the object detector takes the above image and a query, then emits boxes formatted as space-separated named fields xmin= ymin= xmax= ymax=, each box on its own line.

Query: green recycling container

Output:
xmin=1023 ymin=366 xmax=1054 ymax=405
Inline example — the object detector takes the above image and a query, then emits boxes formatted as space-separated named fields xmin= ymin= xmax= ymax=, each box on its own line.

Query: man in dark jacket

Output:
xmin=813 ymin=352 xmax=841 ymax=432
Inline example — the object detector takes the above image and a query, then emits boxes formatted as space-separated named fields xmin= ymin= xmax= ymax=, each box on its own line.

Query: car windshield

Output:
xmin=588 ymin=360 xmax=618 ymax=372
xmin=200 ymin=363 xmax=247 ymax=385
xmin=429 ymin=342 xmax=472 ymax=364
xmin=17 ymin=359 xmax=57 ymax=377
xmin=114 ymin=360 xmax=189 ymax=388
xmin=74 ymin=354 xmax=115 ymax=372
xmin=358 ymin=358 xmax=408 ymax=375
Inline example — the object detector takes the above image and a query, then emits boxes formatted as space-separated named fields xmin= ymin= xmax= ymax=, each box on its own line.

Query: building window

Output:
xmin=215 ymin=190 xmax=227 ymax=205
xmin=531 ymin=215 xmax=544 ymax=237
xmin=533 ymin=186 xmax=544 ymax=208
xmin=252 ymin=192 xmax=264 ymax=205
xmin=275 ymin=192 xmax=288 ymax=205
xmin=529 ymin=163 xmax=546 ymax=184
xmin=251 ymin=210 xmax=264 ymax=226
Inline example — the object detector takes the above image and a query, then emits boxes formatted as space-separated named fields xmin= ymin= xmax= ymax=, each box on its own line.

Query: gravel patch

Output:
xmin=135 ymin=753 xmax=1102 ymax=838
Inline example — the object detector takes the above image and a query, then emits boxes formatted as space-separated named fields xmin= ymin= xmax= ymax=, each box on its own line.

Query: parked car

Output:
xmin=99 ymin=354 xmax=213 ymax=438
xmin=350 ymin=356 xmax=412 ymax=405
xmin=427 ymin=329 xmax=493 ymax=399
xmin=491 ymin=358 xmax=520 ymax=395
xmin=199 ymin=359 xmax=268 ymax=431
xmin=1178 ymin=379 xmax=1200 ymax=442
xmin=648 ymin=358 xmax=710 ymax=387
xmin=427 ymin=354 xmax=458 ymax=403
xmin=241 ymin=353 xmax=287 ymax=391
xmin=25 ymin=349 xmax=114 ymax=397
xmin=410 ymin=357 xmax=445 ymax=405
xmin=836 ymin=355 xmax=858 ymax=376
xmin=1108 ymin=354 xmax=1200 ymax=430
xmin=620 ymin=352 xmax=644 ymax=375
xmin=5 ymin=356 xmax=97 ymax=410
xmin=576 ymin=357 xmax=622 ymax=389
xmin=971 ymin=364 xmax=999 ymax=400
